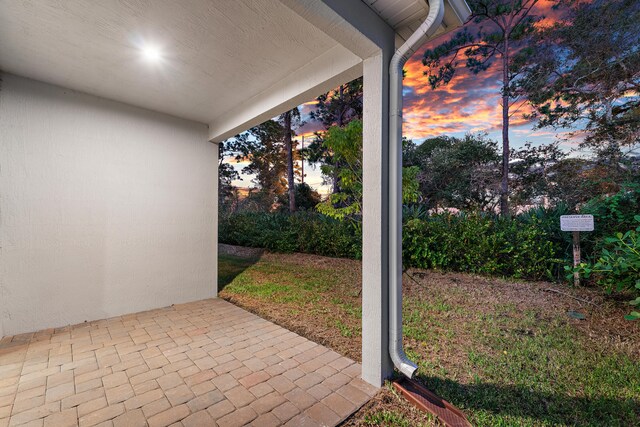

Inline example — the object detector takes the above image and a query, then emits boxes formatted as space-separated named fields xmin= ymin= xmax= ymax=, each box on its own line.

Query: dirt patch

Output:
xmin=341 ymin=384 xmax=447 ymax=427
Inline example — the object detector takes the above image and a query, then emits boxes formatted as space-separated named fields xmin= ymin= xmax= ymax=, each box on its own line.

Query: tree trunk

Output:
xmin=283 ymin=110 xmax=296 ymax=213
xmin=332 ymin=166 xmax=340 ymax=195
xmin=332 ymin=85 xmax=345 ymax=195
xmin=500 ymin=42 xmax=510 ymax=217
xmin=337 ymin=85 xmax=345 ymax=127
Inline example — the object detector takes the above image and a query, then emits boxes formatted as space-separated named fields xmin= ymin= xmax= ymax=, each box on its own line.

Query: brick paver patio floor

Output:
xmin=0 ymin=299 xmax=377 ymax=427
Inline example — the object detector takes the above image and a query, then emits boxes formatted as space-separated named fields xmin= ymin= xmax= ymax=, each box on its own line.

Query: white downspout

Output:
xmin=389 ymin=0 xmax=445 ymax=379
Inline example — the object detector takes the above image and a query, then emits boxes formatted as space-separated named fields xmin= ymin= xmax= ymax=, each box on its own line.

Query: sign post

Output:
xmin=572 ymin=231 xmax=581 ymax=285
xmin=560 ymin=215 xmax=594 ymax=286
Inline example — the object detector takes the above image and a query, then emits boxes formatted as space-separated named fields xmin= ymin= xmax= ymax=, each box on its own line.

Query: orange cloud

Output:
xmin=399 ymin=0 xmax=560 ymax=142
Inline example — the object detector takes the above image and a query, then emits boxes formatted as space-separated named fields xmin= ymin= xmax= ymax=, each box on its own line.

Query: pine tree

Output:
xmin=423 ymin=0 xmax=545 ymax=215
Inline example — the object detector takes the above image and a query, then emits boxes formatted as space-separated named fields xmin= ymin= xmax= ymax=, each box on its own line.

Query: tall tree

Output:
xmin=520 ymin=0 xmax=640 ymax=159
xmin=317 ymin=120 xmax=420 ymax=220
xmin=509 ymin=141 xmax=566 ymax=207
xmin=544 ymin=157 xmax=637 ymax=208
xmin=316 ymin=120 xmax=364 ymax=220
xmin=218 ymin=141 xmax=241 ymax=207
xmin=277 ymin=183 xmax=322 ymax=212
xmin=225 ymin=120 xmax=287 ymax=205
xmin=279 ymin=108 xmax=303 ymax=213
xmin=310 ymin=78 xmax=363 ymax=128
xmin=423 ymin=0 xmax=544 ymax=216
xmin=308 ymin=78 xmax=364 ymax=194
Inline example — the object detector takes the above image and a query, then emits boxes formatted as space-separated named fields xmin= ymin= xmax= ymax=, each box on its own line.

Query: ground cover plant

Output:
xmin=218 ymin=250 xmax=640 ymax=427
xmin=571 ymin=216 xmax=640 ymax=321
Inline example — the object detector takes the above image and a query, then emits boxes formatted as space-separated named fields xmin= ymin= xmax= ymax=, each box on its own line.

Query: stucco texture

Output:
xmin=0 ymin=73 xmax=217 ymax=336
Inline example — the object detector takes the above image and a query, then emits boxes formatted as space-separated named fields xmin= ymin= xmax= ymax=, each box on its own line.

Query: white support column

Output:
xmin=212 ymin=141 xmax=219 ymax=297
xmin=361 ymin=48 xmax=394 ymax=386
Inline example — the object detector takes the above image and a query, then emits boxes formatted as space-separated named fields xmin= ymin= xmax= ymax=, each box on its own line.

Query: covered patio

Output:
xmin=0 ymin=0 xmax=469 ymax=425
xmin=0 ymin=300 xmax=375 ymax=426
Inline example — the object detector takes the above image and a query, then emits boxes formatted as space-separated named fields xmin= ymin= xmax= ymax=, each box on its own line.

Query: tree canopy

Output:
xmin=423 ymin=0 xmax=546 ymax=215
xmin=224 ymin=120 xmax=287 ymax=206
xmin=404 ymin=133 xmax=501 ymax=210
xmin=520 ymin=0 xmax=640 ymax=157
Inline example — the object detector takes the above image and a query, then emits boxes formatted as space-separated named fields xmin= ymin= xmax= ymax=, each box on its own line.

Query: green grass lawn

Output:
xmin=218 ymin=253 xmax=260 ymax=290
xmin=218 ymin=251 xmax=640 ymax=427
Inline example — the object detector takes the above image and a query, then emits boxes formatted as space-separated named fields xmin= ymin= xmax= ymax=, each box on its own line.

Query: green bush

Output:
xmin=582 ymin=184 xmax=640 ymax=235
xmin=570 ymin=216 xmax=640 ymax=320
xmin=515 ymin=187 xmax=640 ymax=266
xmin=581 ymin=184 xmax=640 ymax=259
xmin=403 ymin=212 xmax=563 ymax=280
xmin=221 ymin=210 xmax=564 ymax=281
xmin=219 ymin=191 xmax=638 ymax=283
xmin=219 ymin=211 xmax=361 ymax=259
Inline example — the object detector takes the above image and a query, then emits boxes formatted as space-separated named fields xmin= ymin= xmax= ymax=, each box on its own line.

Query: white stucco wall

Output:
xmin=0 ymin=73 xmax=217 ymax=337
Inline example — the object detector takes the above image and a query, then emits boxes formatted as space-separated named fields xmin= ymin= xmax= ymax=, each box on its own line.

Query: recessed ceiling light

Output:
xmin=141 ymin=44 xmax=162 ymax=62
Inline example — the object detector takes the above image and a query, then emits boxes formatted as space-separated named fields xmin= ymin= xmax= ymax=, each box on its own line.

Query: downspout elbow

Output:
xmin=390 ymin=0 xmax=445 ymax=77
xmin=388 ymin=0 xmax=445 ymax=380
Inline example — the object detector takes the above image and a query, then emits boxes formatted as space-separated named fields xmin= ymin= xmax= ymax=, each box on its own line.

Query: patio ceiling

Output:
xmin=0 ymin=0 xmax=359 ymax=126
xmin=0 ymin=0 xmax=466 ymax=141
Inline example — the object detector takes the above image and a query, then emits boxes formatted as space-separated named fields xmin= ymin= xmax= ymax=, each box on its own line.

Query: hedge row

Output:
xmin=219 ymin=211 xmax=361 ymax=259
xmin=218 ymin=187 xmax=640 ymax=282
xmin=219 ymin=211 xmax=562 ymax=280
xmin=403 ymin=213 xmax=563 ymax=280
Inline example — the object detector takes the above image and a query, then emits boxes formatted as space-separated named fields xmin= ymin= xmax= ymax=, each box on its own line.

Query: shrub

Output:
xmin=402 ymin=204 xmax=430 ymax=221
xmin=515 ymin=204 xmax=573 ymax=264
xmin=220 ymin=199 xmax=636 ymax=284
xmin=577 ymin=184 xmax=640 ymax=259
xmin=403 ymin=212 xmax=562 ymax=280
xmin=221 ymin=210 xmax=564 ymax=281
xmin=219 ymin=211 xmax=361 ymax=259
xmin=582 ymin=184 xmax=640 ymax=235
xmin=570 ymin=216 xmax=640 ymax=320
xmin=517 ymin=186 xmax=640 ymax=266
xmin=276 ymin=183 xmax=322 ymax=212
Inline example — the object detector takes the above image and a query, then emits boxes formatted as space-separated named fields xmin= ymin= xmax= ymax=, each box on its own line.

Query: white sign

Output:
xmin=560 ymin=215 xmax=594 ymax=232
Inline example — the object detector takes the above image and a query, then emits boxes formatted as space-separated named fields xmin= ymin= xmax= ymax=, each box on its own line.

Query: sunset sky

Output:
xmin=228 ymin=1 xmax=571 ymax=194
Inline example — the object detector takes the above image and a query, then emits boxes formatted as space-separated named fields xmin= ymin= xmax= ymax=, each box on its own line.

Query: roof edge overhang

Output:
xmin=208 ymin=0 xmax=397 ymax=142
xmin=208 ymin=0 xmax=471 ymax=142
xmin=279 ymin=0 xmax=397 ymax=58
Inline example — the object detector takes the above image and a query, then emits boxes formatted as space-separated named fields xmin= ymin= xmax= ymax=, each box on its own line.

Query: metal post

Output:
xmin=301 ymin=135 xmax=304 ymax=184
